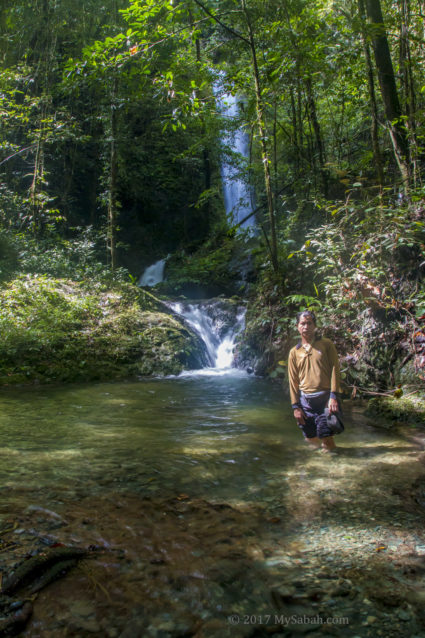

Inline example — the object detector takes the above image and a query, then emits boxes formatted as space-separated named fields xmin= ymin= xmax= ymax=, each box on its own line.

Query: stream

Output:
xmin=0 ymin=375 xmax=425 ymax=637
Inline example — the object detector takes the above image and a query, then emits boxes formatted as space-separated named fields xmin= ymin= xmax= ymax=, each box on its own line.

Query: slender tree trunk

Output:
xmin=289 ymin=87 xmax=298 ymax=173
xmin=29 ymin=135 xmax=44 ymax=235
xmin=399 ymin=0 xmax=418 ymax=184
xmin=27 ymin=0 xmax=58 ymax=235
xmin=189 ymin=6 xmax=211 ymax=193
xmin=273 ymin=98 xmax=279 ymax=205
xmin=107 ymin=75 xmax=118 ymax=271
xmin=399 ymin=0 xmax=416 ymax=125
xmin=365 ymin=0 xmax=410 ymax=185
xmin=358 ymin=0 xmax=384 ymax=189
xmin=305 ymin=110 xmax=318 ymax=193
xmin=241 ymin=0 xmax=278 ymax=273
xmin=305 ymin=77 xmax=328 ymax=196
xmin=290 ymin=85 xmax=304 ymax=176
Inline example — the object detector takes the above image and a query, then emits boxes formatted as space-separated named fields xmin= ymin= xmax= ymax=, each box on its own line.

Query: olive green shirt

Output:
xmin=288 ymin=337 xmax=341 ymax=407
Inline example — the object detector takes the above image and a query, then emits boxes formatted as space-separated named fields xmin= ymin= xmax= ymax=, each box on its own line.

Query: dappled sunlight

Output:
xmin=0 ymin=380 xmax=423 ymax=636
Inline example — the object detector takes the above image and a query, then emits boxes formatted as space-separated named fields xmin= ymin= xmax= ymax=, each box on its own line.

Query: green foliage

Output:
xmin=0 ymin=230 xmax=19 ymax=282
xmin=0 ymin=275 xmax=200 ymax=384
xmin=0 ymin=0 xmax=425 ymax=394
xmin=283 ymin=293 xmax=322 ymax=313
xmin=9 ymin=228 xmax=130 ymax=283
xmin=164 ymin=229 xmax=253 ymax=295
xmin=296 ymin=191 xmax=425 ymax=318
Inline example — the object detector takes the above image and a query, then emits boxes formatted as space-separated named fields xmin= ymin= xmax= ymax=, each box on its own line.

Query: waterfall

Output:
xmin=138 ymin=258 xmax=167 ymax=287
xmin=168 ymin=300 xmax=246 ymax=373
xmin=214 ymin=83 xmax=256 ymax=231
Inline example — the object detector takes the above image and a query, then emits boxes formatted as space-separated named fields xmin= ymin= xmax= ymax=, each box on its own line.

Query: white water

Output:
xmin=168 ymin=301 xmax=246 ymax=374
xmin=138 ymin=258 xmax=167 ymax=286
xmin=214 ymin=84 xmax=256 ymax=231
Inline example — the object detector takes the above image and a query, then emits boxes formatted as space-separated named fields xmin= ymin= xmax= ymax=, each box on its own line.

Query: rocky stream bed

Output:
xmin=0 ymin=401 xmax=424 ymax=638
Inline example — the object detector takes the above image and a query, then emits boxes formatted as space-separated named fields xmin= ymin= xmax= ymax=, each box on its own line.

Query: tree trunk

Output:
xmin=189 ymin=6 xmax=211 ymax=193
xmin=365 ymin=0 xmax=410 ymax=185
xmin=305 ymin=77 xmax=328 ymax=196
xmin=398 ymin=0 xmax=418 ymax=184
xmin=241 ymin=0 xmax=278 ymax=273
xmin=358 ymin=0 xmax=384 ymax=190
xmin=107 ymin=75 xmax=118 ymax=271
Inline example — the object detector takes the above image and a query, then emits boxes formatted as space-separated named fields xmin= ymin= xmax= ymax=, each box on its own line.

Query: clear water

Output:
xmin=0 ymin=376 xmax=421 ymax=636
xmin=0 ymin=375 xmax=408 ymax=505
xmin=0 ymin=375 xmax=298 ymax=506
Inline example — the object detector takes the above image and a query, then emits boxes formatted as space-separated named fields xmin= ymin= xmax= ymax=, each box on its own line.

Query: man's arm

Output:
xmin=288 ymin=349 xmax=305 ymax=424
xmin=327 ymin=340 xmax=341 ymax=413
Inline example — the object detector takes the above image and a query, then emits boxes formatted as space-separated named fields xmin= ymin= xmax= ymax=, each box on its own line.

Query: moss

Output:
xmin=0 ymin=275 xmax=206 ymax=385
xmin=366 ymin=394 xmax=425 ymax=428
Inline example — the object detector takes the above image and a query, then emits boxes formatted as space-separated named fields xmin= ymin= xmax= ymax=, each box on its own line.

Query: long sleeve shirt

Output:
xmin=288 ymin=337 xmax=341 ymax=408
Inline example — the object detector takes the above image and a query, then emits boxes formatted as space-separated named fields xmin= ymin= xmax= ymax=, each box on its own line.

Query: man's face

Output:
xmin=297 ymin=315 xmax=316 ymax=341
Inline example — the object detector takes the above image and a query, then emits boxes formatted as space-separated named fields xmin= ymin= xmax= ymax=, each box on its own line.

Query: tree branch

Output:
xmin=0 ymin=145 xmax=36 ymax=167
xmin=191 ymin=0 xmax=250 ymax=45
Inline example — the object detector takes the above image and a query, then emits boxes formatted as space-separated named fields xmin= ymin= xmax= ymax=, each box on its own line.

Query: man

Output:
xmin=288 ymin=310 xmax=342 ymax=452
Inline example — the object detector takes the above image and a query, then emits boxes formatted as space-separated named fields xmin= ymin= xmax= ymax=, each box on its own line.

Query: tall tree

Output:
xmin=358 ymin=0 xmax=384 ymax=189
xmin=364 ymin=0 xmax=410 ymax=184
xmin=240 ymin=0 xmax=278 ymax=271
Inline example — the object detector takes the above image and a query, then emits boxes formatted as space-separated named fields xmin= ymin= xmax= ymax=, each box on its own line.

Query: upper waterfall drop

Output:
xmin=213 ymin=80 xmax=256 ymax=232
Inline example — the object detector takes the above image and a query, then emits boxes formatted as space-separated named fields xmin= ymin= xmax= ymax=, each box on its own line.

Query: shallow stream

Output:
xmin=0 ymin=374 xmax=424 ymax=637
xmin=0 ymin=372 xmax=297 ymax=504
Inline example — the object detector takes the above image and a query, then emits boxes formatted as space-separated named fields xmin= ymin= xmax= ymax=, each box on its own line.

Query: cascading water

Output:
xmin=213 ymin=81 xmax=256 ymax=231
xmin=137 ymin=76 xmax=257 ymax=373
xmin=168 ymin=301 xmax=246 ymax=374
xmin=138 ymin=257 xmax=167 ymax=287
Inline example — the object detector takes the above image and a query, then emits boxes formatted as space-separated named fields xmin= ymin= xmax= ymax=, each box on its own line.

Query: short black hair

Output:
xmin=296 ymin=310 xmax=316 ymax=325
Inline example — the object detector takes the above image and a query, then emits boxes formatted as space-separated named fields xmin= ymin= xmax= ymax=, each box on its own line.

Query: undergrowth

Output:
xmin=245 ymin=189 xmax=425 ymax=394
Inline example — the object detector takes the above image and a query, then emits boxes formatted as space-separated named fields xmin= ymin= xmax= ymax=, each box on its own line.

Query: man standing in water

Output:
xmin=288 ymin=311 xmax=342 ymax=452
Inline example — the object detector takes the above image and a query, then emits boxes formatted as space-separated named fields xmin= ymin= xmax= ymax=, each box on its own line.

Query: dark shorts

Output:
xmin=298 ymin=392 xmax=338 ymax=439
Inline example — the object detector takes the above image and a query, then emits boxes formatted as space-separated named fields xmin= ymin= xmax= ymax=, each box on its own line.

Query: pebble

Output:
xmin=69 ymin=600 xmax=97 ymax=618
xmin=397 ymin=609 xmax=411 ymax=621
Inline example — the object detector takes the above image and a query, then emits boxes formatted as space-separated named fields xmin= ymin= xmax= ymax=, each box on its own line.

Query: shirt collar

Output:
xmin=296 ymin=334 xmax=321 ymax=350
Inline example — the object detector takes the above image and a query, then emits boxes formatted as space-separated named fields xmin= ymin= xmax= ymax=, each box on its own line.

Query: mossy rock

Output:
xmin=0 ymin=275 xmax=208 ymax=385
xmin=366 ymin=394 xmax=425 ymax=428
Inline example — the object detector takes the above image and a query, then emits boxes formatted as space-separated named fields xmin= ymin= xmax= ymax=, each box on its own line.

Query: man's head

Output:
xmin=296 ymin=310 xmax=316 ymax=342
xmin=296 ymin=310 xmax=316 ymax=325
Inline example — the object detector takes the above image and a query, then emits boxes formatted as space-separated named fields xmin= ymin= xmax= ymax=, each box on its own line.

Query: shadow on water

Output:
xmin=0 ymin=377 xmax=424 ymax=636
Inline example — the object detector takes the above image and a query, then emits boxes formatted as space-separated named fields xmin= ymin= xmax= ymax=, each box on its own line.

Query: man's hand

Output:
xmin=293 ymin=408 xmax=306 ymax=424
xmin=328 ymin=397 xmax=339 ymax=414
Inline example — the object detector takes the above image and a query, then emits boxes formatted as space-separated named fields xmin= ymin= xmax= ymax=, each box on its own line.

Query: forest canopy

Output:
xmin=0 ymin=0 xmax=424 ymax=391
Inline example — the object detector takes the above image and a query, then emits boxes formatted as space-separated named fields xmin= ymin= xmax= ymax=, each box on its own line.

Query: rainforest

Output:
xmin=0 ymin=1 xmax=425 ymax=637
